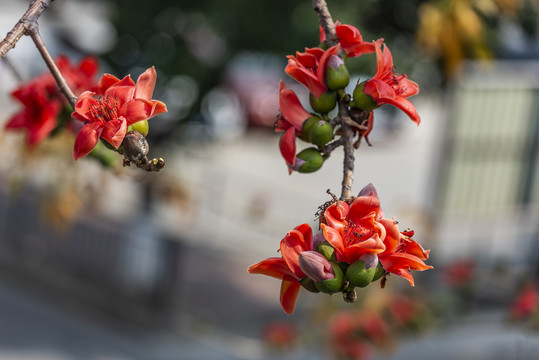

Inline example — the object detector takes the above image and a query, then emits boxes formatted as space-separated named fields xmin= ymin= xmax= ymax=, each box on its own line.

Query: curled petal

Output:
xmin=248 ymin=257 xmax=295 ymax=280
xmin=323 ymin=201 xmax=350 ymax=234
xmin=378 ymin=218 xmax=401 ymax=254
xmin=73 ymin=91 xmax=98 ymax=122
xmin=347 ymin=191 xmax=381 ymax=224
xmin=278 ymin=81 xmax=311 ymax=132
xmin=281 ymin=226 xmax=313 ymax=279
xmin=279 ymin=127 xmax=296 ymax=168
xmin=280 ymin=275 xmax=301 ymax=315
xmin=383 ymin=96 xmax=421 ymax=126
xmin=73 ymin=122 xmax=103 ymax=160
xmin=120 ymin=99 xmax=167 ymax=126
xmin=98 ymin=73 xmax=122 ymax=95
xmin=344 ymin=233 xmax=386 ymax=263
xmin=321 ymin=224 xmax=346 ymax=261
xmin=104 ymin=75 xmax=136 ymax=106
xmin=135 ymin=66 xmax=157 ymax=100
xmin=285 ymin=58 xmax=326 ymax=98
xmin=315 ymin=45 xmax=340 ymax=93
xmin=379 ymin=252 xmax=434 ymax=285
xmin=400 ymin=236 xmax=431 ymax=260
xmin=101 ymin=117 xmax=127 ymax=148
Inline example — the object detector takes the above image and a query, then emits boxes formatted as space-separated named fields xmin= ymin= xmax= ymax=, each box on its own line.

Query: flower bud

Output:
xmin=315 ymin=241 xmax=336 ymax=262
xmin=352 ymin=80 xmax=379 ymax=111
xmin=128 ymin=119 xmax=149 ymax=137
xmin=326 ymin=55 xmax=350 ymax=91
xmin=292 ymin=147 xmax=324 ymax=173
xmin=309 ymin=90 xmax=337 ymax=114
xmin=122 ymin=130 xmax=149 ymax=161
xmin=300 ymin=116 xmax=320 ymax=143
xmin=346 ymin=259 xmax=377 ymax=288
xmin=308 ymin=120 xmax=333 ymax=147
xmin=299 ymin=251 xmax=335 ymax=283
xmin=315 ymin=263 xmax=344 ymax=294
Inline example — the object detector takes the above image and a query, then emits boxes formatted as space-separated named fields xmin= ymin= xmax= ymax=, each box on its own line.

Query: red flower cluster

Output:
xmin=72 ymin=67 xmax=167 ymax=160
xmin=5 ymin=56 xmax=99 ymax=146
xmin=248 ymin=184 xmax=432 ymax=314
xmin=275 ymin=22 xmax=421 ymax=172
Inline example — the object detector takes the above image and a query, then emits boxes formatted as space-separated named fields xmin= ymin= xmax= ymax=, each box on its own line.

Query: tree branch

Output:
xmin=27 ymin=23 xmax=77 ymax=109
xmin=338 ymin=99 xmax=355 ymax=200
xmin=0 ymin=0 xmax=53 ymax=59
xmin=312 ymin=0 xmax=338 ymax=47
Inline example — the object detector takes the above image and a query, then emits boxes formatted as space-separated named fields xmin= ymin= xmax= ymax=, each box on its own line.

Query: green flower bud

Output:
xmin=326 ymin=55 xmax=350 ymax=91
xmin=346 ymin=260 xmax=376 ymax=288
xmin=128 ymin=119 xmax=149 ymax=137
xmin=315 ymin=263 xmax=344 ymax=294
xmin=300 ymin=116 xmax=321 ymax=143
xmin=309 ymin=90 xmax=337 ymax=114
xmin=300 ymin=277 xmax=320 ymax=293
xmin=294 ymin=147 xmax=324 ymax=173
xmin=309 ymin=120 xmax=333 ymax=147
xmin=352 ymin=80 xmax=379 ymax=111
xmin=316 ymin=241 xmax=336 ymax=262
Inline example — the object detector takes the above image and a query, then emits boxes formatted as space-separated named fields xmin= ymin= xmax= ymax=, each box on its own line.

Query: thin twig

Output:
xmin=0 ymin=0 xmax=53 ymax=59
xmin=338 ymin=99 xmax=355 ymax=200
xmin=27 ymin=23 xmax=77 ymax=109
xmin=312 ymin=0 xmax=338 ymax=47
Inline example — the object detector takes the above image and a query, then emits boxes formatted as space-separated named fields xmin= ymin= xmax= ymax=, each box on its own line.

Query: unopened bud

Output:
xmin=352 ymin=80 xmax=379 ymax=111
xmin=301 ymin=116 xmax=321 ymax=143
xmin=315 ymin=263 xmax=344 ymax=294
xmin=299 ymin=251 xmax=334 ymax=283
xmin=371 ymin=262 xmax=386 ymax=282
xmin=315 ymin=241 xmax=336 ymax=262
xmin=309 ymin=90 xmax=337 ymax=114
xmin=346 ymin=258 xmax=377 ymax=288
xmin=308 ymin=120 xmax=333 ymax=147
xmin=129 ymin=119 xmax=149 ymax=137
xmin=326 ymin=55 xmax=350 ymax=90
xmin=292 ymin=148 xmax=324 ymax=173
xmin=122 ymin=131 xmax=149 ymax=161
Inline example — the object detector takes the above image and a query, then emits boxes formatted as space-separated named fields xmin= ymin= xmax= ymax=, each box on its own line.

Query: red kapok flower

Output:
xmin=248 ymin=223 xmax=313 ymax=314
xmin=510 ymin=284 xmax=539 ymax=321
xmin=363 ymin=41 xmax=421 ymax=125
xmin=322 ymin=183 xmax=432 ymax=286
xmin=5 ymin=56 xmax=99 ymax=147
xmin=321 ymin=187 xmax=386 ymax=265
xmin=376 ymin=220 xmax=432 ymax=287
xmin=285 ymin=45 xmax=339 ymax=98
xmin=275 ymin=81 xmax=312 ymax=170
xmin=319 ymin=22 xmax=376 ymax=58
xmin=72 ymin=66 xmax=167 ymax=160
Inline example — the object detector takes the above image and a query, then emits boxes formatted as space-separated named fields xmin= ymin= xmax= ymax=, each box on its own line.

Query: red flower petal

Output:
xmin=248 ymin=257 xmax=295 ymax=280
xmin=73 ymin=122 xmax=103 ymax=160
xmin=279 ymin=127 xmax=297 ymax=167
xmin=119 ymin=98 xmax=167 ymax=126
xmin=98 ymin=73 xmax=122 ymax=95
xmin=323 ymin=201 xmax=350 ymax=235
xmin=103 ymin=75 xmax=136 ymax=106
xmin=280 ymin=275 xmax=301 ymax=315
xmin=278 ymin=81 xmax=311 ymax=132
xmin=134 ymin=66 xmax=157 ymax=100
xmin=321 ymin=224 xmax=346 ymax=261
xmin=73 ymin=91 xmax=99 ymax=122
xmin=281 ymin=226 xmax=313 ymax=279
xmin=101 ymin=117 xmax=127 ymax=148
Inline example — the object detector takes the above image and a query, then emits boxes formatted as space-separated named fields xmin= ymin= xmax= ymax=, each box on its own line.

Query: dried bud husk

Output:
xmin=123 ymin=131 xmax=149 ymax=161
xmin=326 ymin=55 xmax=350 ymax=90
xmin=352 ymin=80 xmax=379 ymax=111
xmin=315 ymin=263 xmax=344 ymax=294
xmin=309 ymin=90 xmax=337 ymax=114
xmin=308 ymin=120 xmax=333 ymax=147
xmin=294 ymin=148 xmax=324 ymax=173
xmin=346 ymin=259 xmax=376 ymax=288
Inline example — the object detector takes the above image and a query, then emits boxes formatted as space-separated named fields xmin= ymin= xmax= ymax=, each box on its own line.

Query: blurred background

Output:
xmin=0 ymin=0 xmax=539 ymax=359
